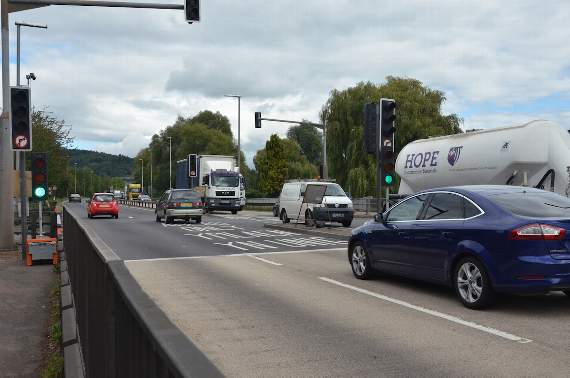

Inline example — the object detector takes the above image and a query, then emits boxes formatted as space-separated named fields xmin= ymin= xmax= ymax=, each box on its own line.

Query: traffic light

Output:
xmin=380 ymin=99 xmax=396 ymax=186
xmin=188 ymin=154 xmax=197 ymax=177
xmin=31 ymin=153 xmax=48 ymax=201
xmin=255 ymin=112 xmax=262 ymax=128
xmin=363 ymin=102 xmax=378 ymax=154
xmin=185 ymin=0 xmax=200 ymax=23
xmin=11 ymin=86 xmax=31 ymax=151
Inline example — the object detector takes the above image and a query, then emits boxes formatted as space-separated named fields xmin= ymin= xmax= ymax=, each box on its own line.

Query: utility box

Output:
xmin=26 ymin=238 xmax=58 ymax=266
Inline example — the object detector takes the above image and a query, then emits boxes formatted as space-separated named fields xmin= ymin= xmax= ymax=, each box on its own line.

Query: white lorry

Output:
xmin=396 ymin=120 xmax=570 ymax=196
xmin=176 ymin=154 xmax=245 ymax=214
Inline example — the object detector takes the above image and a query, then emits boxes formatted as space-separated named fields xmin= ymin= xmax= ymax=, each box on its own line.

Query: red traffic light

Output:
xmin=33 ymin=158 xmax=46 ymax=170
xmin=33 ymin=173 xmax=46 ymax=184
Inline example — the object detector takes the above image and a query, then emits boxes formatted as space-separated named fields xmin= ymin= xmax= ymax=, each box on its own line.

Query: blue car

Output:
xmin=348 ymin=185 xmax=570 ymax=309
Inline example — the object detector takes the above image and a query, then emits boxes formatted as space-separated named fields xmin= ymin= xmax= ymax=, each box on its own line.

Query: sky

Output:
xmin=5 ymin=0 xmax=570 ymax=166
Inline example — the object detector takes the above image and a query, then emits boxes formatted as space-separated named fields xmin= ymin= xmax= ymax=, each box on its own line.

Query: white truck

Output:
xmin=396 ymin=120 xmax=570 ymax=196
xmin=176 ymin=154 xmax=245 ymax=214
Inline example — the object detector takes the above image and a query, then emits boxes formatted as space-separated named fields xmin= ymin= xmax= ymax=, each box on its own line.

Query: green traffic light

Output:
xmin=385 ymin=175 xmax=393 ymax=184
xmin=34 ymin=187 xmax=46 ymax=198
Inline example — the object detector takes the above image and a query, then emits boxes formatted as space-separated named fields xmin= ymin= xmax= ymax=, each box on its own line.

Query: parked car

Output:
xmin=139 ymin=194 xmax=151 ymax=202
xmin=87 ymin=193 xmax=119 ymax=219
xmin=155 ymin=189 xmax=204 ymax=224
xmin=279 ymin=181 xmax=354 ymax=227
xmin=69 ymin=193 xmax=81 ymax=203
xmin=348 ymin=185 xmax=570 ymax=309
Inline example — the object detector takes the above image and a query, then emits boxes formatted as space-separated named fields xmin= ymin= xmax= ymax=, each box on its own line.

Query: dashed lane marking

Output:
xmin=246 ymin=254 xmax=283 ymax=266
xmin=318 ymin=277 xmax=532 ymax=344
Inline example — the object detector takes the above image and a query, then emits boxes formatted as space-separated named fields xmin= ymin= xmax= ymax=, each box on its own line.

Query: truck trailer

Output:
xmin=176 ymin=154 xmax=245 ymax=213
xmin=396 ymin=120 xmax=570 ymax=196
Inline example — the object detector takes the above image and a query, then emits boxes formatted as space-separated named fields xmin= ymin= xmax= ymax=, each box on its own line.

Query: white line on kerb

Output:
xmin=246 ymin=254 xmax=283 ymax=266
xmin=318 ymin=277 xmax=532 ymax=344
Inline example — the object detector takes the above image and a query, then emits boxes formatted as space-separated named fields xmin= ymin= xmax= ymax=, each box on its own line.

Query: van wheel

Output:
xmin=280 ymin=209 xmax=290 ymax=224
xmin=454 ymin=257 xmax=495 ymax=309
xmin=305 ymin=210 xmax=315 ymax=227
xmin=231 ymin=210 xmax=238 ymax=215
xmin=342 ymin=220 xmax=352 ymax=227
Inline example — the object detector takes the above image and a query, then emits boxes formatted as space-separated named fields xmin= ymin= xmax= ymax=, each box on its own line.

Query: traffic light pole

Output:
xmin=16 ymin=22 xmax=47 ymax=258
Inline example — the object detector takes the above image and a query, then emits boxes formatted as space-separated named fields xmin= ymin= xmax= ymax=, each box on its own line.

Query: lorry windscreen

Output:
xmin=484 ymin=191 xmax=570 ymax=218
xmin=212 ymin=175 xmax=239 ymax=187
xmin=130 ymin=188 xmax=140 ymax=193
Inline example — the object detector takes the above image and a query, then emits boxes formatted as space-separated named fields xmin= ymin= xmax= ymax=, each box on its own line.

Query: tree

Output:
xmin=30 ymin=109 xmax=74 ymax=197
xmin=255 ymin=135 xmax=288 ymax=196
xmin=254 ymin=135 xmax=318 ymax=196
xmin=134 ymin=111 xmax=242 ymax=196
xmin=321 ymin=77 xmax=462 ymax=197
xmin=287 ymin=122 xmax=323 ymax=165
xmin=190 ymin=110 xmax=233 ymax=137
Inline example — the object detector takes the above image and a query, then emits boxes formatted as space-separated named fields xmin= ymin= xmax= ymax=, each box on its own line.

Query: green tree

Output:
xmin=30 ymin=109 xmax=73 ymax=197
xmin=134 ymin=112 xmax=243 ymax=197
xmin=321 ymin=77 xmax=462 ymax=197
xmin=254 ymin=135 xmax=318 ymax=196
xmin=287 ymin=122 xmax=323 ymax=165
xmin=255 ymin=135 xmax=288 ymax=196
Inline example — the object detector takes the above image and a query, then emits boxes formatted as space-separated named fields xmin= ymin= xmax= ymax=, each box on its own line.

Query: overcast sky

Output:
xmin=6 ymin=0 xmax=570 ymax=165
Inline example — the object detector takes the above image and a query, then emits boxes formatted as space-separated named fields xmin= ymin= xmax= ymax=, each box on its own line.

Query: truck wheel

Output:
xmin=195 ymin=217 xmax=202 ymax=224
xmin=342 ymin=220 xmax=352 ymax=227
xmin=231 ymin=210 xmax=238 ymax=215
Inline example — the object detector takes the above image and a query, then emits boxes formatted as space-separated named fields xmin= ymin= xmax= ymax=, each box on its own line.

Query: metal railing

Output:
xmin=63 ymin=206 xmax=221 ymax=377
xmin=119 ymin=200 xmax=157 ymax=209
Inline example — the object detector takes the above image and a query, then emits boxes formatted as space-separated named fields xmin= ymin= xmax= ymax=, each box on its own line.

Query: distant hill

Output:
xmin=67 ymin=148 xmax=133 ymax=177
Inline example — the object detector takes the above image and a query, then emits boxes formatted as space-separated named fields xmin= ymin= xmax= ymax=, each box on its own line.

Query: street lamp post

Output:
xmin=139 ymin=158 xmax=144 ymax=195
xmin=74 ymin=163 xmax=77 ymax=193
xmin=168 ymin=136 xmax=172 ymax=189
xmin=224 ymin=94 xmax=241 ymax=171
xmin=150 ymin=149 xmax=153 ymax=198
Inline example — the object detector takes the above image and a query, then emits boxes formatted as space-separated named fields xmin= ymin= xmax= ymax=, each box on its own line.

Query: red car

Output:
xmin=87 ymin=193 xmax=119 ymax=219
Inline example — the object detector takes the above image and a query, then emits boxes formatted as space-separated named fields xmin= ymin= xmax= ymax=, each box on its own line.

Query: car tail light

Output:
xmin=509 ymin=224 xmax=566 ymax=241
xmin=167 ymin=202 xmax=180 ymax=209
xmin=194 ymin=201 xmax=203 ymax=207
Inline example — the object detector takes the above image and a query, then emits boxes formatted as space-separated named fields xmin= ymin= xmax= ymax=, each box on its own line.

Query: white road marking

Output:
xmin=246 ymin=254 xmax=283 ymax=266
xmin=124 ymin=247 xmax=346 ymax=263
xmin=161 ymin=223 xmax=167 ymax=228
xmin=128 ymin=216 xmax=134 ymax=219
xmin=318 ymin=277 xmax=532 ymax=344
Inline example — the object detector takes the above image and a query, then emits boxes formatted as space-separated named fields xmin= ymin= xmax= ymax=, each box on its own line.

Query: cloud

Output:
xmin=5 ymin=0 xmax=569 ymax=164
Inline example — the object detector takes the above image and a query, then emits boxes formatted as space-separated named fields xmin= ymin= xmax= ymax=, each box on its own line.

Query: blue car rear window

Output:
xmin=484 ymin=191 xmax=570 ymax=218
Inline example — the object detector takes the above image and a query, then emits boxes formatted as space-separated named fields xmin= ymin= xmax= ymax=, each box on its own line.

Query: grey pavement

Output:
xmin=0 ymin=251 xmax=53 ymax=378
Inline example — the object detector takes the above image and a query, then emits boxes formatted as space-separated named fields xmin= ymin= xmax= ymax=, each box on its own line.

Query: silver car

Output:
xmin=155 ymin=189 xmax=204 ymax=224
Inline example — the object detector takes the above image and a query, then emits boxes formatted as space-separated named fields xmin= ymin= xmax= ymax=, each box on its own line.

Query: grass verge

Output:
xmin=41 ymin=266 xmax=63 ymax=378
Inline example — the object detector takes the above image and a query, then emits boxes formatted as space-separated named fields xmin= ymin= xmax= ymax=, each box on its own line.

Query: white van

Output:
xmin=278 ymin=181 xmax=354 ymax=227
